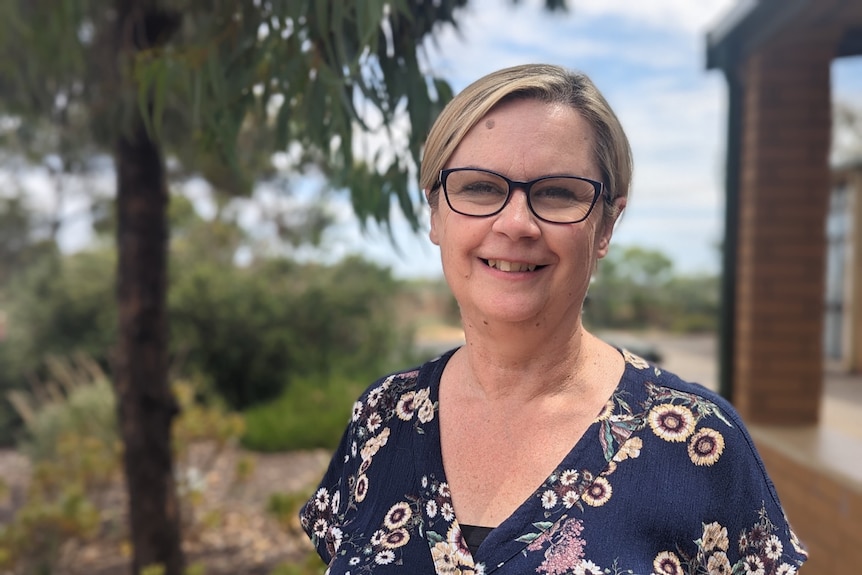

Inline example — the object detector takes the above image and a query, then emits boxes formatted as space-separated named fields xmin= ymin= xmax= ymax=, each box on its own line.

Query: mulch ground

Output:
xmin=0 ymin=445 xmax=331 ymax=575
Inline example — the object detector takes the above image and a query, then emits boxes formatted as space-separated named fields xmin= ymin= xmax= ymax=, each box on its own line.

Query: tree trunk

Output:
xmin=113 ymin=3 xmax=184 ymax=574
xmin=115 ymin=115 xmax=184 ymax=575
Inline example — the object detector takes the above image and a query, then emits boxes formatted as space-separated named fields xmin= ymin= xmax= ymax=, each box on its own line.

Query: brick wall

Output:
xmin=733 ymin=25 xmax=839 ymax=424
xmin=756 ymin=440 xmax=862 ymax=573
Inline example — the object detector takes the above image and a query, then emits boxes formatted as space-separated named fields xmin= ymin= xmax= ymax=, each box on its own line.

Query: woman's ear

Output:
xmin=426 ymin=189 xmax=441 ymax=246
xmin=596 ymin=196 xmax=626 ymax=259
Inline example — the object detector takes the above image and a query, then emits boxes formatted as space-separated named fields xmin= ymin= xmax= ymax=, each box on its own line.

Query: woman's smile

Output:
xmin=481 ymin=259 xmax=546 ymax=273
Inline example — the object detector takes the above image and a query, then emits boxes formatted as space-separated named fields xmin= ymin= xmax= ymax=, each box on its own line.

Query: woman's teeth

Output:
xmin=486 ymin=259 xmax=538 ymax=272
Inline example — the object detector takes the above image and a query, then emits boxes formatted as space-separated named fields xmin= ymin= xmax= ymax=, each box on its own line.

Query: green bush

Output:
xmin=12 ymin=365 xmax=116 ymax=463
xmin=241 ymin=373 xmax=364 ymax=452
xmin=2 ymin=356 xmax=248 ymax=574
xmin=171 ymin=255 xmax=414 ymax=411
xmin=0 ymin=250 xmax=117 ymax=444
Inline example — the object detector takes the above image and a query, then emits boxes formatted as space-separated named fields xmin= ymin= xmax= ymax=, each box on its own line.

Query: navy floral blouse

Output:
xmin=300 ymin=348 xmax=808 ymax=575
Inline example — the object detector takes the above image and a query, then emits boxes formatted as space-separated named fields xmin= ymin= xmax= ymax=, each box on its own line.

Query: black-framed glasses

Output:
xmin=437 ymin=167 xmax=604 ymax=224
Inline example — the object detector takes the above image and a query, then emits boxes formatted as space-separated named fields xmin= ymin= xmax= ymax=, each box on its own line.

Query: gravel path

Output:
xmin=0 ymin=446 xmax=331 ymax=575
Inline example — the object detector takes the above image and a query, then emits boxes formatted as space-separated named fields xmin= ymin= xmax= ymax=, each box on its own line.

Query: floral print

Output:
xmin=648 ymin=508 xmax=802 ymax=575
xmin=300 ymin=349 xmax=807 ymax=575
xmin=688 ymin=428 xmax=725 ymax=466
xmin=649 ymin=404 xmax=696 ymax=442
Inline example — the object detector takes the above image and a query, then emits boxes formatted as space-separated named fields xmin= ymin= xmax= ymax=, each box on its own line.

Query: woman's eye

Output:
xmin=461 ymin=182 xmax=506 ymax=196
xmin=535 ymin=186 xmax=578 ymax=201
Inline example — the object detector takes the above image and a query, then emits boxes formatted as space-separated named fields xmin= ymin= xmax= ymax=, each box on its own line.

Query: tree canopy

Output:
xmin=0 ymin=2 xmax=569 ymax=574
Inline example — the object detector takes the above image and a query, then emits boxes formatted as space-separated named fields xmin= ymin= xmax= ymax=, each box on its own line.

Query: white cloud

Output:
xmin=571 ymin=0 xmax=737 ymax=34
xmin=15 ymin=0 xmax=745 ymax=279
xmin=376 ymin=0 xmax=734 ymax=277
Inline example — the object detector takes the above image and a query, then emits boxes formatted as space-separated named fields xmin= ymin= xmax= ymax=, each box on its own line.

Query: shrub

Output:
xmin=241 ymin=373 xmax=364 ymax=452
xmin=2 ymin=355 xmax=247 ymax=573
xmin=171 ymin=256 xmax=414 ymax=411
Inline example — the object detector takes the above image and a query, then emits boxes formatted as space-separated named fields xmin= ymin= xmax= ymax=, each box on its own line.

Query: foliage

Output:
xmin=0 ymin=0 xmax=482 ymax=223
xmin=0 ymin=1 xmax=569 ymax=572
xmin=0 ymin=197 xmax=416 ymax=439
xmin=267 ymin=554 xmax=327 ymax=575
xmin=170 ymin=254 xmax=412 ymax=411
xmin=0 ymin=356 xmax=120 ymax=573
xmin=0 ymin=250 xmax=117 ymax=381
xmin=0 ymin=249 xmax=116 ymax=445
xmin=241 ymin=373 xmax=365 ymax=452
xmin=0 ymin=194 xmax=60 ymax=288
xmin=266 ymin=488 xmax=327 ymax=575
xmin=587 ymin=245 xmax=719 ymax=332
xmin=0 ymin=356 xmax=247 ymax=574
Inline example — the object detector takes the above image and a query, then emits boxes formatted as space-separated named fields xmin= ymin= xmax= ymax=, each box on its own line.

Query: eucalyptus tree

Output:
xmin=0 ymin=1 xmax=566 ymax=573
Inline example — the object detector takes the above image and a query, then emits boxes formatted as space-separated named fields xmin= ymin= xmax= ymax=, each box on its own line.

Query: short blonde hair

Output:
xmin=421 ymin=64 xmax=632 ymax=228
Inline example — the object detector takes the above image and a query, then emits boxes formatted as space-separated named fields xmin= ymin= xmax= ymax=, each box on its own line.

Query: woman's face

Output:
xmin=428 ymin=98 xmax=622 ymax=330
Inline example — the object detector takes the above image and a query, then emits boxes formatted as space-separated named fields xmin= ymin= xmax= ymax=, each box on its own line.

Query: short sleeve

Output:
xmin=299 ymin=423 xmax=354 ymax=564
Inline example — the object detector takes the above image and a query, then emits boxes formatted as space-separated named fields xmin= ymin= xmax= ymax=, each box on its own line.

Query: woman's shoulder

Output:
xmin=619 ymin=348 xmax=785 ymax=505
xmin=355 ymin=348 xmax=455 ymax=405
xmin=619 ymin=347 xmax=736 ymax=422
xmin=617 ymin=347 xmax=771 ymax=480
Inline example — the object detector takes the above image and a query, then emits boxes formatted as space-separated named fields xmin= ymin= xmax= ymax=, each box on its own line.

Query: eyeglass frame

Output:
xmin=434 ymin=167 xmax=606 ymax=224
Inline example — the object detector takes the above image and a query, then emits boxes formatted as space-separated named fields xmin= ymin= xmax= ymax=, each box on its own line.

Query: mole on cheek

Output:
xmin=485 ymin=119 xmax=495 ymax=129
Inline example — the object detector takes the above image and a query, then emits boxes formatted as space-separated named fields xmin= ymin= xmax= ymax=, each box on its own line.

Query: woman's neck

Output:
xmin=452 ymin=319 xmax=609 ymax=403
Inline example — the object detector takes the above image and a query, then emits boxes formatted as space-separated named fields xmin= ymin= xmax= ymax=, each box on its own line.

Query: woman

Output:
xmin=300 ymin=64 xmax=807 ymax=575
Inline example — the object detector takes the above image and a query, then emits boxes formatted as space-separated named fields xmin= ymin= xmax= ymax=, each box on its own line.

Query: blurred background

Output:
xmin=0 ymin=0 xmax=860 ymax=574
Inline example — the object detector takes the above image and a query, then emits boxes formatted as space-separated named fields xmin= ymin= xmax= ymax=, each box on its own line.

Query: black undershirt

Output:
xmin=460 ymin=524 xmax=494 ymax=555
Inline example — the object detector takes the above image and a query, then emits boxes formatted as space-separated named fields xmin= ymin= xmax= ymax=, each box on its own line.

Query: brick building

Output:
xmin=706 ymin=1 xmax=862 ymax=572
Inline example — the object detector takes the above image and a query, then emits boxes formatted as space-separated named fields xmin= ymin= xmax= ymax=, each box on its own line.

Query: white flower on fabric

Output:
xmin=374 ymin=550 xmax=396 ymax=565
xmin=313 ymin=518 xmax=328 ymax=538
xmin=366 ymin=412 xmax=383 ymax=433
xmin=351 ymin=401 xmax=363 ymax=422
xmin=706 ymin=551 xmax=731 ymax=575
xmin=354 ymin=474 xmax=369 ymax=503
xmin=396 ymin=391 xmax=417 ymax=420
xmin=330 ymin=526 xmax=343 ymax=551
xmin=441 ymin=502 xmax=455 ymax=522
xmin=370 ymin=529 xmax=386 ymax=545
xmin=701 ymin=521 xmax=729 ymax=552
xmin=764 ymin=535 xmax=783 ymax=560
xmin=384 ymin=502 xmax=412 ymax=529
xmin=438 ymin=482 xmax=451 ymax=498
xmin=541 ymin=490 xmax=558 ymax=509
xmin=741 ymin=555 xmax=765 ymax=575
xmin=418 ymin=399 xmax=435 ymax=423
xmin=560 ymin=469 xmax=579 ymax=486
xmin=367 ymin=387 xmax=384 ymax=407
xmin=562 ymin=489 xmax=580 ymax=508
xmin=575 ymin=560 xmax=603 ymax=575
xmin=331 ymin=490 xmax=340 ymax=514
xmin=314 ymin=488 xmax=330 ymax=511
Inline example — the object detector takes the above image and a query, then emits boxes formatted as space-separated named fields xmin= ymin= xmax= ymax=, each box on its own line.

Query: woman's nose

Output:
xmin=492 ymin=188 xmax=541 ymax=238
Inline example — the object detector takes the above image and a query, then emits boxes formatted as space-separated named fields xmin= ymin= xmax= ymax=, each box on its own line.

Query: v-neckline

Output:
xmin=416 ymin=347 xmax=640 ymax=572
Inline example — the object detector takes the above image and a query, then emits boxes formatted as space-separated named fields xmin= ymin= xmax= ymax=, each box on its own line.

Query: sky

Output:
xmin=341 ymin=0 xmax=740 ymax=278
xmin=18 ymin=0 xmax=862 ymax=279
xmin=304 ymin=0 xmax=862 ymax=280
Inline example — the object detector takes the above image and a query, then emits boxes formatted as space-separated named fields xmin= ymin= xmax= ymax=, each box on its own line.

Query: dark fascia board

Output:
xmin=706 ymin=0 xmax=810 ymax=71
xmin=838 ymin=26 xmax=862 ymax=57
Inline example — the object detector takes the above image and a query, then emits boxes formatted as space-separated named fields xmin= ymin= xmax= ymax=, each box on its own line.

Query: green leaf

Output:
xmin=515 ymin=532 xmax=541 ymax=544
